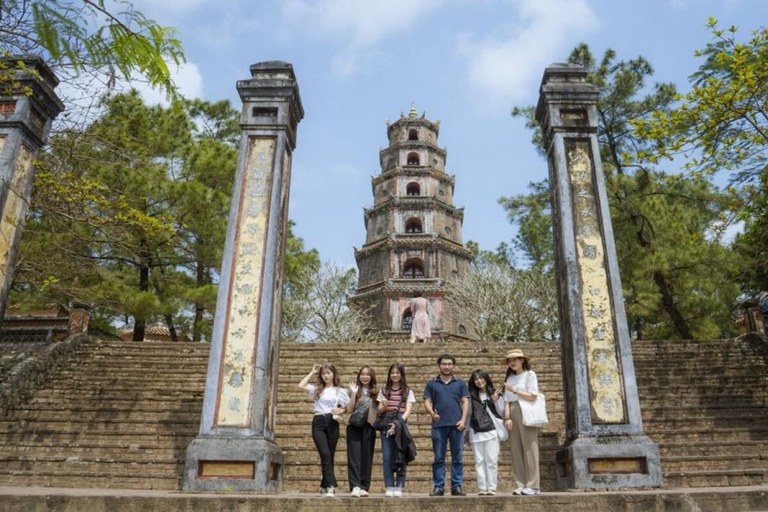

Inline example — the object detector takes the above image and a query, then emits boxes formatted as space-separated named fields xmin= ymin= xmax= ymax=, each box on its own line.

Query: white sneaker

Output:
xmin=324 ymin=486 xmax=335 ymax=497
xmin=513 ymin=487 xmax=524 ymax=495
xmin=351 ymin=487 xmax=361 ymax=497
xmin=320 ymin=487 xmax=327 ymax=497
xmin=521 ymin=487 xmax=540 ymax=496
xmin=478 ymin=489 xmax=488 ymax=495
xmin=385 ymin=488 xmax=394 ymax=497
xmin=359 ymin=489 xmax=369 ymax=497
xmin=487 ymin=489 xmax=496 ymax=495
xmin=393 ymin=488 xmax=403 ymax=498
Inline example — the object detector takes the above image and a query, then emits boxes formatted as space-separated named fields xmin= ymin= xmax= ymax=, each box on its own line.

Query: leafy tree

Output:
xmin=508 ymin=44 xmax=740 ymax=340
xmin=173 ymin=99 xmax=240 ymax=341
xmin=635 ymin=21 xmax=768 ymax=298
xmin=635 ymin=20 xmax=767 ymax=187
xmin=0 ymin=0 xmax=184 ymax=94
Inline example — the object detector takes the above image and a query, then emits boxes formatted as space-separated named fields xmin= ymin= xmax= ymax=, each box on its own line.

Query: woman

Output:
xmin=502 ymin=349 xmax=541 ymax=496
xmin=467 ymin=369 xmax=503 ymax=495
xmin=345 ymin=366 xmax=378 ymax=497
xmin=298 ymin=363 xmax=349 ymax=497
xmin=377 ymin=363 xmax=416 ymax=497
xmin=409 ymin=293 xmax=431 ymax=343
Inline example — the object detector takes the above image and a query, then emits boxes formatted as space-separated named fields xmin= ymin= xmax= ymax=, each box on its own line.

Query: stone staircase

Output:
xmin=0 ymin=337 xmax=766 ymax=493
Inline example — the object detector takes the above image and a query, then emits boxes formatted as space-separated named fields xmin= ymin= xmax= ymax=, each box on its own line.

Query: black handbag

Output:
xmin=348 ymin=396 xmax=370 ymax=427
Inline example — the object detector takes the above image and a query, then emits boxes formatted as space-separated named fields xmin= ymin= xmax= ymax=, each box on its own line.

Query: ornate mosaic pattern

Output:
xmin=0 ymin=141 xmax=32 ymax=280
xmin=215 ymin=137 xmax=275 ymax=427
xmin=566 ymin=139 xmax=626 ymax=424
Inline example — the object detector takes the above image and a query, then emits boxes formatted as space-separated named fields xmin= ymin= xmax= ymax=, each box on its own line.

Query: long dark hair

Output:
xmin=505 ymin=358 xmax=532 ymax=381
xmin=468 ymin=369 xmax=496 ymax=402
xmin=355 ymin=365 xmax=378 ymax=400
xmin=314 ymin=363 xmax=340 ymax=399
xmin=384 ymin=363 xmax=410 ymax=402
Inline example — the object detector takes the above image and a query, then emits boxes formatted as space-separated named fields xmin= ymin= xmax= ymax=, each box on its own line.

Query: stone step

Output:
xmin=663 ymin=454 xmax=768 ymax=472
xmin=4 ymin=485 xmax=768 ymax=511
xmin=0 ymin=469 xmax=181 ymax=490
xmin=662 ymin=468 xmax=768 ymax=488
xmin=0 ymin=430 xmax=195 ymax=446
xmin=0 ymin=456 xmax=183 ymax=475
xmin=659 ymin=440 xmax=768 ymax=457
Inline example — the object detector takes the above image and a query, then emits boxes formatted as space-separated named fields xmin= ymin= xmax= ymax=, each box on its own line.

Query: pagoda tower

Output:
xmin=351 ymin=105 xmax=473 ymax=338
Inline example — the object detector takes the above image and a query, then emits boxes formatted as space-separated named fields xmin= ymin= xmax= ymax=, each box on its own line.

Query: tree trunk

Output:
xmin=165 ymin=314 xmax=179 ymax=342
xmin=133 ymin=239 xmax=151 ymax=342
xmin=653 ymin=271 xmax=694 ymax=340
xmin=193 ymin=262 xmax=206 ymax=342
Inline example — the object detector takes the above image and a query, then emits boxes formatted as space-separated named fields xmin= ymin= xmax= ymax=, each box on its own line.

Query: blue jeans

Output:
xmin=431 ymin=426 xmax=464 ymax=490
xmin=381 ymin=431 xmax=406 ymax=489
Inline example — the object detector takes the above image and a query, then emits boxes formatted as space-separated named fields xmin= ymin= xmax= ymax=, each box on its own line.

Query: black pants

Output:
xmin=312 ymin=413 xmax=340 ymax=488
xmin=346 ymin=422 xmax=376 ymax=491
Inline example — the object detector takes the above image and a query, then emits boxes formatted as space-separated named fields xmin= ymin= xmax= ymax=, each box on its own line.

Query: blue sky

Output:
xmin=131 ymin=0 xmax=765 ymax=268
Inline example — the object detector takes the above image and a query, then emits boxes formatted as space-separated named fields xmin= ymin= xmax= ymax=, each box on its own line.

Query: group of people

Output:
xmin=297 ymin=349 xmax=542 ymax=497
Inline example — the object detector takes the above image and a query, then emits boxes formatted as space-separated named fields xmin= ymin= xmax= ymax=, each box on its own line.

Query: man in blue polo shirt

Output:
xmin=423 ymin=353 xmax=470 ymax=496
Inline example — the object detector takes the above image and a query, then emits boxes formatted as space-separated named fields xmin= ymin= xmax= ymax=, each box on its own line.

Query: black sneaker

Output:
xmin=429 ymin=487 xmax=445 ymax=496
xmin=451 ymin=486 xmax=466 ymax=496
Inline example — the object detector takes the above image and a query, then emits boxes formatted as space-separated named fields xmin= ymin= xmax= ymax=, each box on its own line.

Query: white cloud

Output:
xmin=280 ymin=0 xmax=444 ymax=77
xmin=458 ymin=0 xmax=599 ymax=104
xmin=128 ymin=62 xmax=205 ymax=105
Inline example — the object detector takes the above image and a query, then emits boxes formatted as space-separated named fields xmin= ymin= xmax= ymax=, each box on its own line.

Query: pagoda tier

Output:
xmin=351 ymin=105 xmax=474 ymax=338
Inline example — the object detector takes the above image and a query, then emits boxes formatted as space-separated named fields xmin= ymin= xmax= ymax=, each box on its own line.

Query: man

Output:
xmin=423 ymin=353 xmax=470 ymax=496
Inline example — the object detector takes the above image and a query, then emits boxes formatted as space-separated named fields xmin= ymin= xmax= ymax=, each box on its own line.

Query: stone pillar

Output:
xmin=535 ymin=65 xmax=662 ymax=489
xmin=0 ymin=56 xmax=63 ymax=330
xmin=183 ymin=62 xmax=303 ymax=492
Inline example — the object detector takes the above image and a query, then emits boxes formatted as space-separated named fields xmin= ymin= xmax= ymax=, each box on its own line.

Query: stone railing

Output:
xmin=0 ymin=333 xmax=91 ymax=415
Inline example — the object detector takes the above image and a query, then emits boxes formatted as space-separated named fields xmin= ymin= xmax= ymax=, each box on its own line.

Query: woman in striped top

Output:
xmin=376 ymin=362 xmax=416 ymax=497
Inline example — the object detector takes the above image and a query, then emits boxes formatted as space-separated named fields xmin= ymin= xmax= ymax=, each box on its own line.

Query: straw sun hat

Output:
xmin=501 ymin=349 xmax=530 ymax=365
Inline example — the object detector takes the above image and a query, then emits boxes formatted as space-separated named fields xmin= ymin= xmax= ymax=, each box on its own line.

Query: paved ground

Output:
xmin=1 ymin=484 xmax=767 ymax=511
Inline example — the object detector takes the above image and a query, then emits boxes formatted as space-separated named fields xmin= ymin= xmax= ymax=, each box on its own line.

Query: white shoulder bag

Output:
xmin=518 ymin=371 xmax=548 ymax=427
xmin=486 ymin=401 xmax=509 ymax=441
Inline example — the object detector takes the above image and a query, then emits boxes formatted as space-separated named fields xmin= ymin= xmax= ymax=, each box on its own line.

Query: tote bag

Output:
xmin=486 ymin=402 xmax=509 ymax=441
xmin=518 ymin=372 xmax=548 ymax=427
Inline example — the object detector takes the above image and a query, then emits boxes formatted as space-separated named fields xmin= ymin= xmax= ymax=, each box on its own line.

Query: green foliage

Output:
xmin=635 ymin=21 xmax=768 ymax=299
xmin=1 ymin=0 xmax=185 ymax=94
xmin=635 ymin=21 xmax=768 ymax=186
xmin=506 ymin=44 xmax=740 ymax=340
xmin=11 ymin=92 xmax=241 ymax=340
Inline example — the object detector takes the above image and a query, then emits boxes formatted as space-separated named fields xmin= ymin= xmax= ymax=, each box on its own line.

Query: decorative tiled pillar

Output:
xmin=184 ymin=62 xmax=303 ymax=492
xmin=0 ymin=56 xmax=63 ymax=330
xmin=535 ymin=65 xmax=662 ymax=489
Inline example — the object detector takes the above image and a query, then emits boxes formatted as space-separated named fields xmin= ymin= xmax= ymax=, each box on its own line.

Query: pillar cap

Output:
xmin=0 ymin=54 xmax=65 ymax=114
xmin=535 ymin=63 xmax=598 ymax=127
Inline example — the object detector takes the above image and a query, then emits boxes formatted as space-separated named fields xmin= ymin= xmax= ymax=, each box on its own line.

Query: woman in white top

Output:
xmin=502 ymin=349 xmax=541 ymax=496
xmin=298 ymin=363 xmax=350 ymax=497
xmin=466 ymin=369 xmax=504 ymax=495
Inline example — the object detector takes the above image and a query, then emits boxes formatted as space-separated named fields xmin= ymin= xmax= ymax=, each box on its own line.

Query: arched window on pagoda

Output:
xmin=406 ymin=182 xmax=421 ymax=196
xmin=408 ymin=129 xmax=418 ymax=141
xmin=405 ymin=218 xmax=423 ymax=233
xmin=401 ymin=308 xmax=413 ymax=331
xmin=403 ymin=259 xmax=425 ymax=279
xmin=407 ymin=152 xmax=420 ymax=166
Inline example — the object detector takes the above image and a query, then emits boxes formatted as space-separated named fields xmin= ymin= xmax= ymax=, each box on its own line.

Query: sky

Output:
xmin=129 ymin=0 xmax=765 ymax=269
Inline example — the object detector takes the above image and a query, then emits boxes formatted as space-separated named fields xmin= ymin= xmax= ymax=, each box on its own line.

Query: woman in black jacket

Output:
xmin=467 ymin=369 xmax=503 ymax=495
